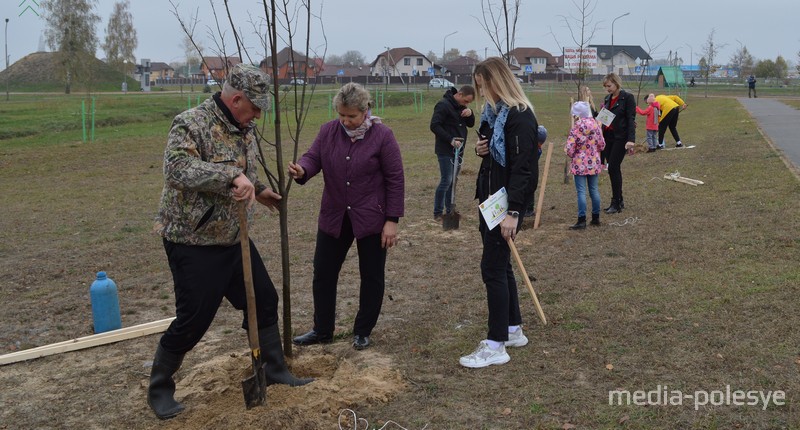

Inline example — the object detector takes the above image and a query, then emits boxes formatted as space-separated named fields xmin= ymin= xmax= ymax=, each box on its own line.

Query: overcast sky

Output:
xmin=4 ymin=0 xmax=798 ymax=69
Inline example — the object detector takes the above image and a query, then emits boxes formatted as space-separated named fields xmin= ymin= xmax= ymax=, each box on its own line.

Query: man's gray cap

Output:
xmin=227 ymin=64 xmax=270 ymax=110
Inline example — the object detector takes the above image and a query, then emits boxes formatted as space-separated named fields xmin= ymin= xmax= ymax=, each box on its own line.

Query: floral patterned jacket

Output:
xmin=565 ymin=117 xmax=606 ymax=176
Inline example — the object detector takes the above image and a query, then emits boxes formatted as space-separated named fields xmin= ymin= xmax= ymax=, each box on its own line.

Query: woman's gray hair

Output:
xmin=333 ymin=82 xmax=373 ymax=112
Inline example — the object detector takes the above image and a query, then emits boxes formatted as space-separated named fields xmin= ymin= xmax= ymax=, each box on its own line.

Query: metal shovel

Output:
xmin=442 ymin=144 xmax=462 ymax=231
xmin=238 ymin=201 xmax=267 ymax=409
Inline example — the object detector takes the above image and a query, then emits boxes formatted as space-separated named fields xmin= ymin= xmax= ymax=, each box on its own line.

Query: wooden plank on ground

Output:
xmin=0 ymin=317 xmax=175 ymax=366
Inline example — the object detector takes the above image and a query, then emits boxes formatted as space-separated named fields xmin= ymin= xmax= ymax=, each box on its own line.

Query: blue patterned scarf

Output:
xmin=480 ymin=101 xmax=510 ymax=166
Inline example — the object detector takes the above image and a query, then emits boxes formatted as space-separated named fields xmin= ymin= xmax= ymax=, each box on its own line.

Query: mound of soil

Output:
xmin=0 ymin=51 xmax=131 ymax=91
xmin=156 ymin=345 xmax=406 ymax=429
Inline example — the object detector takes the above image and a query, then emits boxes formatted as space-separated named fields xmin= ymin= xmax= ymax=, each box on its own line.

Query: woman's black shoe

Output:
xmin=352 ymin=335 xmax=371 ymax=350
xmin=292 ymin=330 xmax=333 ymax=346
xmin=605 ymin=203 xmax=622 ymax=214
xmin=590 ymin=213 xmax=601 ymax=226
xmin=568 ymin=216 xmax=586 ymax=230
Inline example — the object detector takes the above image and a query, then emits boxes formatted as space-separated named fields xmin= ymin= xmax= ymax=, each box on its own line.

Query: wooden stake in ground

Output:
xmin=563 ymin=97 xmax=577 ymax=184
xmin=507 ymin=238 xmax=547 ymax=325
xmin=533 ymin=141 xmax=553 ymax=229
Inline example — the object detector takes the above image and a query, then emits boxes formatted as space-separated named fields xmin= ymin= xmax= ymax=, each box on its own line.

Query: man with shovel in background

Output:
xmin=149 ymin=64 xmax=312 ymax=420
xmin=430 ymin=85 xmax=476 ymax=223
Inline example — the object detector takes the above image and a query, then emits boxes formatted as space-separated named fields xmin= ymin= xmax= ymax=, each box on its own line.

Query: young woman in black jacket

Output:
xmin=599 ymin=73 xmax=636 ymax=214
xmin=460 ymin=57 xmax=538 ymax=369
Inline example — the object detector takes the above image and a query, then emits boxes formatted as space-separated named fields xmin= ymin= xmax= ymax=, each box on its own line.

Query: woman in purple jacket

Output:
xmin=288 ymin=83 xmax=405 ymax=350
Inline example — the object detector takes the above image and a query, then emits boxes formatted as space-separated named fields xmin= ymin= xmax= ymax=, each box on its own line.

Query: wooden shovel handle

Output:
xmin=238 ymin=201 xmax=261 ymax=357
xmin=534 ymin=141 xmax=553 ymax=230
xmin=507 ymin=237 xmax=547 ymax=325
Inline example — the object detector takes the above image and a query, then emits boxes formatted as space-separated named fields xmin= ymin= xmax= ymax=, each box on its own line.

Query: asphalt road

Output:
xmin=739 ymin=97 xmax=800 ymax=171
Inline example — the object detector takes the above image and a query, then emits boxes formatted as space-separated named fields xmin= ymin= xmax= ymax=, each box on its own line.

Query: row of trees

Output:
xmin=40 ymin=0 xmax=137 ymax=93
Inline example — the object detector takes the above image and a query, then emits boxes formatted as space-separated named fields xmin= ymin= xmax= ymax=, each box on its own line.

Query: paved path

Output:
xmin=738 ymin=97 xmax=800 ymax=170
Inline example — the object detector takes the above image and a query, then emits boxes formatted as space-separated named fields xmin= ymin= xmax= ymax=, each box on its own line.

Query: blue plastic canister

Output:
xmin=90 ymin=271 xmax=122 ymax=333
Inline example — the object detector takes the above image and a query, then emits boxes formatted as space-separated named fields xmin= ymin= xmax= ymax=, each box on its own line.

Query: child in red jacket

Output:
xmin=636 ymin=93 xmax=660 ymax=152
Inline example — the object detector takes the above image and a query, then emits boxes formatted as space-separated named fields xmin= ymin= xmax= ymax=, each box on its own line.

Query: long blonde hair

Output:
xmin=473 ymin=57 xmax=533 ymax=114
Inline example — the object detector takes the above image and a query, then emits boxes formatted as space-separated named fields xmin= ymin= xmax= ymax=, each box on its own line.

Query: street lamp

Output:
xmin=610 ymin=12 xmax=630 ymax=73
xmin=5 ymin=18 xmax=9 ymax=101
xmin=442 ymin=31 xmax=457 ymax=64
xmin=122 ymin=59 xmax=128 ymax=93
xmin=683 ymin=43 xmax=693 ymax=69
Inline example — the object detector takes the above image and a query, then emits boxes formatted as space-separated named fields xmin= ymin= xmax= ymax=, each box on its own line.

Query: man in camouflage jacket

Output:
xmin=147 ymin=64 xmax=312 ymax=420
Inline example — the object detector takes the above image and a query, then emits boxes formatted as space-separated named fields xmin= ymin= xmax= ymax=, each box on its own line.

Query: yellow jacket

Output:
xmin=655 ymin=95 xmax=686 ymax=121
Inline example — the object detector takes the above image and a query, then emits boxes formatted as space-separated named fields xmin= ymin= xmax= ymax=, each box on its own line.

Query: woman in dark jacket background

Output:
xmin=599 ymin=73 xmax=636 ymax=214
xmin=460 ymin=57 xmax=538 ymax=369
xmin=429 ymin=86 xmax=475 ymax=220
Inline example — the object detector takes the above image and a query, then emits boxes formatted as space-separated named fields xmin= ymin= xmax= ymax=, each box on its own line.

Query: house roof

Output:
xmin=442 ymin=56 xmax=480 ymax=75
xmin=508 ymin=47 xmax=555 ymax=65
xmin=590 ymin=45 xmax=652 ymax=61
xmin=369 ymin=47 xmax=428 ymax=67
xmin=260 ymin=47 xmax=311 ymax=68
xmin=202 ymin=56 xmax=242 ymax=70
xmin=149 ymin=62 xmax=173 ymax=72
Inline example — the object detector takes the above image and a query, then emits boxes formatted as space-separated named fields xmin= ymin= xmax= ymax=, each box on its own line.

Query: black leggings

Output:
xmin=658 ymin=109 xmax=681 ymax=145
xmin=602 ymin=135 xmax=627 ymax=202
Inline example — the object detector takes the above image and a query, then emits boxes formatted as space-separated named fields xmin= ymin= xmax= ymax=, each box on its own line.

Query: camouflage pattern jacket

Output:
xmin=155 ymin=95 xmax=266 ymax=246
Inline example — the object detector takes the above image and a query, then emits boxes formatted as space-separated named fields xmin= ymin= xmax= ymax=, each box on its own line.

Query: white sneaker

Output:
xmin=459 ymin=341 xmax=510 ymax=368
xmin=505 ymin=329 xmax=529 ymax=348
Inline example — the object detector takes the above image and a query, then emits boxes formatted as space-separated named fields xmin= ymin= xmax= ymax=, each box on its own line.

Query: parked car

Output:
xmin=429 ymin=78 xmax=455 ymax=89
xmin=289 ymin=78 xmax=306 ymax=85
xmin=516 ymin=76 xmax=524 ymax=84
xmin=207 ymin=79 xmax=219 ymax=86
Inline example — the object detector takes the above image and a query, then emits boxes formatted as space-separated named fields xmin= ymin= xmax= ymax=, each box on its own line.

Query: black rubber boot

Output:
xmin=604 ymin=199 xmax=617 ymax=213
xmin=147 ymin=344 xmax=185 ymax=420
xmin=259 ymin=324 xmax=314 ymax=387
xmin=569 ymin=216 xmax=587 ymax=230
xmin=605 ymin=199 xmax=622 ymax=214
xmin=590 ymin=213 xmax=601 ymax=226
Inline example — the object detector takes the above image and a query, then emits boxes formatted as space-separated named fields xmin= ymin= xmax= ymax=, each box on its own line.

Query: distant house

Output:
xmin=149 ymin=62 xmax=175 ymax=81
xmin=590 ymin=45 xmax=652 ymax=76
xmin=507 ymin=47 xmax=555 ymax=75
xmin=201 ymin=56 xmax=242 ymax=81
xmin=370 ymin=47 xmax=433 ymax=77
xmin=441 ymin=56 xmax=480 ymax=76
xmin=259 ymin=48 xmax=318 ymax=80
xmin=317 ymin=62 xmax=369 ymax=79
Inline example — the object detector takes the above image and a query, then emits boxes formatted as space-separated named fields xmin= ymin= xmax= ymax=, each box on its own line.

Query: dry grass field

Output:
xmin=1 ymin=86 xmax=799 ymax=429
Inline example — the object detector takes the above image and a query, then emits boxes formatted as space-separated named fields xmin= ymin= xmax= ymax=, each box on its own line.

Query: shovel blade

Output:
xmin=241 ymin=363 xmax=267 ymax=409
xmin=442 ymin=212 xmax=460 ymax=231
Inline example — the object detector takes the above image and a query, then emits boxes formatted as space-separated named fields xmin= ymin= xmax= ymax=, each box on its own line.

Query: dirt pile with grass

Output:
xmin=0 ymin=51 xmax=132 ymax=92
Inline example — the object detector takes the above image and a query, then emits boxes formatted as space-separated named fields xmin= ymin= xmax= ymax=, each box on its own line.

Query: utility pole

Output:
xmin=5 ymin=18 xmax=9 ymax=101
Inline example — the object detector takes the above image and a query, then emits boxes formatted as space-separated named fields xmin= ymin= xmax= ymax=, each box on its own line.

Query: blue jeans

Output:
xmin=645 ymin=130 xmax=658 ymax=149
xmin=574 ymin=174 xmax=601 ymax=217
xmin=434 ymin=153 xmax=462 ymax=216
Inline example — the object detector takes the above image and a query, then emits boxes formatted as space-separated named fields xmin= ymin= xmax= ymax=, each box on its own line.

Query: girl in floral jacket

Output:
xmin=565 ymin=101 xmax=606 ymax=229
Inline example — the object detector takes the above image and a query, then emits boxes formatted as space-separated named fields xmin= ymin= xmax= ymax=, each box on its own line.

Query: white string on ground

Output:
xmin=608 ymin=216 xmax=641 ymax=227
xmin=338 ymin=408 xmax=427 ymax=430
